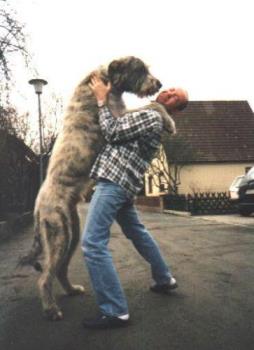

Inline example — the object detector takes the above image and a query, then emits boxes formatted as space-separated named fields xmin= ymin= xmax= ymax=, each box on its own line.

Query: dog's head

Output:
xmin=108 ymin=56 xmax=162 ymax=97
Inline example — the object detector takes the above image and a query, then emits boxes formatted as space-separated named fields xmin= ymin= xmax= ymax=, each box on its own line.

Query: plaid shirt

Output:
xmin=90 ymin=105 xmax=163 ymax=198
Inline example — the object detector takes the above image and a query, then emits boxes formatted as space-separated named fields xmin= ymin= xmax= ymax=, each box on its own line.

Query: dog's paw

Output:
xmin=44 ymin=307 xmax=63 ymax=321
xmin=67 ymin=284 xmax=85 ymax=296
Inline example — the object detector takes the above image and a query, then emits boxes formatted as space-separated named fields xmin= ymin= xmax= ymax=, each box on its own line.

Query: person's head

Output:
xmin=156 ymin=87 xmax=188 ymax=113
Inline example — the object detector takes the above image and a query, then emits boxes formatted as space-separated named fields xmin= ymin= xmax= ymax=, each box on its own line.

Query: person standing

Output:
xmin=81 ymin=75 xmax=188 ymax=329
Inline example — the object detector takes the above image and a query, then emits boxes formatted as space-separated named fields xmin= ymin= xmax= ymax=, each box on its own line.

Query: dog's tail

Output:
xmin=17 ymin=212 xmax=43 ymax=272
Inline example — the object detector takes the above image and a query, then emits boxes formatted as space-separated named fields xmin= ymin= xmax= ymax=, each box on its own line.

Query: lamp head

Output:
xmin=29 ymin=78 xmax=48 ymax=94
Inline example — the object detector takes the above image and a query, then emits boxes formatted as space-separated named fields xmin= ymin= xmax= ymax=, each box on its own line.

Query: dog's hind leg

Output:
xmin=38 ymin=213 xmax=70 ymax=321
xmin=57 ymin=206 xmax=85 ymax=295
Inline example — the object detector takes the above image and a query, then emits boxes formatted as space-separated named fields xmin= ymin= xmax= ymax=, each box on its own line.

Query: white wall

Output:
xmin=178 ymin=163 xmax=253 ymax=194
xmin=145 ymin=162 xmax=254 ymax=196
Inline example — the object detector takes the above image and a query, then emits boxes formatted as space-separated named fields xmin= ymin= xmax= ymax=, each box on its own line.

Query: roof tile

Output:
xmin=174 ymin=101 xmax=254 ymax=162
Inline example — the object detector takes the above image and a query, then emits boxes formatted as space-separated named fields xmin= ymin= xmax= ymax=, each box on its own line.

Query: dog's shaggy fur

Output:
xmin=19 ymin=56 xmax=176 ymax=321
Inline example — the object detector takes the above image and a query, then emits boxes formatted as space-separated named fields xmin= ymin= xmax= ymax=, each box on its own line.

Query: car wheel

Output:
xmin=239 ymin=208 xmax=252 ymax=217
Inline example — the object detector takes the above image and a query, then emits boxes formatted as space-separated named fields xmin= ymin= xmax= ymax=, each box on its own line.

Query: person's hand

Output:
xmin=89 ymin=75 xmax=111 ymax=105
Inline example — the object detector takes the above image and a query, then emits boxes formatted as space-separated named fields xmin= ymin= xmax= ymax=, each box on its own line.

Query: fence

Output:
xmin=163 ymin=192 xmax=237 ymax=215
xmin=0 ymin=134 xmax=40 ymax=220
xmin=0 ymin=162 xmax=39 ymax=220
xmin=163 ymin=194 xmax=187 ymax=212
xmin=135 ymin=195 xmax=161 ymax=208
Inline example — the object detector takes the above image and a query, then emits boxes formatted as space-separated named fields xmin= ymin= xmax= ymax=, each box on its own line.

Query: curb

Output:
xmin=135 ymin=205 xmax=163 ymax=213
xmin=0 ymin=211 xmax=33 ymax=243
xmin=163 ymin=209 xmax=191 ymax=217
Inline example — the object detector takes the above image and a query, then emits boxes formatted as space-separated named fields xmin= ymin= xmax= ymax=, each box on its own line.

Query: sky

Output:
xmin=10 ymin=0 xmax=254 ymax=114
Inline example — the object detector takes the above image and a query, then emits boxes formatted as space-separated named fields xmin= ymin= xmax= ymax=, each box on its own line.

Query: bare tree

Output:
xmin=29 ymin=92 xmax=64 ymax=155
xmin=0 ymin=1 xmax=63 ymax=153
xmin=0 ymin=104 xmax=29 ymax=136
xmin=0 ymin=0 xmax=38 ymax=106
xmin=0 ymin=91 xmax=64 ymax=158
xmin=148 ymin=134 xmax=197 ymax=195
xmin=0 ymin=0 xmax=30 ymax=83
xmin=0 ymin=105 xmax=13 ymax=132
xmin=0 ymin=0 xmax=26 ymax=90
xmin=0 ymin=0 xmax=38 ymax=149
xmin=42 ymin=92 xmax=64 ymax=154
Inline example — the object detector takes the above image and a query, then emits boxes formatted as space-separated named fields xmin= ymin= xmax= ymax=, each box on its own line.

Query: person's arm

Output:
xmin=98 ymin=105 xmax=162 ymax=143
xmin=89 ymin=74 xmax=162 ymax=143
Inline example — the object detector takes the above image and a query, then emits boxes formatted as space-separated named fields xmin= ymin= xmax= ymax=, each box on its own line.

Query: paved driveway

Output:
xmin=194 ymin=213 xmax=254 ymax=227
xmin=1 ymin=203 xmax=254 ymax=350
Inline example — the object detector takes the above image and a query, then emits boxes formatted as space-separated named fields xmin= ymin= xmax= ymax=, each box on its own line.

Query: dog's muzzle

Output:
xmin=156 ymin=79 xmax=162 ymax=90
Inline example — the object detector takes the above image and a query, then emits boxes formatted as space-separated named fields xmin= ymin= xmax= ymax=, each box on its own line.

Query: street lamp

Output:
xmin=28 ymin=78 xmax=48 ymax=186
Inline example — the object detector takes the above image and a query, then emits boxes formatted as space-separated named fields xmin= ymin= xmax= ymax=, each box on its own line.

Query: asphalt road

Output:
xmin=1 ymin=204 xmax=254 ymax=350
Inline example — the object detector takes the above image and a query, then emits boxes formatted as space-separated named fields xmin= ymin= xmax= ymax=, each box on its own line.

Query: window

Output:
xmin=159 ymin=171 xmax=165 ymax=192
xmin=148 ymin=175 xmax=153 ymax=194
xmin=245 ymin=166 xmax=253 ymax=174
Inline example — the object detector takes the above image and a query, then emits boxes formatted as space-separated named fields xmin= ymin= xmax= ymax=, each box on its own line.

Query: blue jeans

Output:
xmin=81 ymin=179 xmax=172 ymax=317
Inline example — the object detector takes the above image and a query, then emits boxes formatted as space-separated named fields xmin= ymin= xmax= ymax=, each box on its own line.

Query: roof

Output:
xmin=173 ymin=100 xmax=254 ymax=163
xmin=0 ymin=130 xmax=37 ymax=163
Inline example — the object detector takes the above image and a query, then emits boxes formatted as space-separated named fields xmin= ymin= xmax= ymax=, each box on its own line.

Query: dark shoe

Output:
xmin=82 ymin=314 xmax=130 ymax=329
xmin=150 ymin=277 xmax=178 ymax=294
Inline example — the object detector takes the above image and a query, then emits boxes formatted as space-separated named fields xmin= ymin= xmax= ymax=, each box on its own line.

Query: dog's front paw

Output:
xmin=44 ymin=306 xmax=63 ymax=321
xmin=67 ymin=284 xmax=85 ymax=296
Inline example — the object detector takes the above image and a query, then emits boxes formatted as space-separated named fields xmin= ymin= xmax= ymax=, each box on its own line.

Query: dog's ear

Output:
xmin=108 ymin=60 xmax=124 ymax=77
xmin=100 ymin=70 xmax=109 ymax=84
xmin=108 ymin=60 xmax=126 ymax=88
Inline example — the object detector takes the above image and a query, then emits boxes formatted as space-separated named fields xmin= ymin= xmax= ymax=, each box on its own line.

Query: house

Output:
xmin=0 ymin=130 xmax=39 ymax=218
xmin=145 ymin=100 xmax=254 ymax=196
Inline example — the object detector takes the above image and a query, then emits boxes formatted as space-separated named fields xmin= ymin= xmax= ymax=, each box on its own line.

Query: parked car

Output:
xmin=229 ymin=175 xmax=245 ymax=201
xmin=238 ymin=167 xmax=254 ymax=216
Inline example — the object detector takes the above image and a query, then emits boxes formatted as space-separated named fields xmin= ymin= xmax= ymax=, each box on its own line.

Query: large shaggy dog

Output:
xmin=20 ymin=56 xmax=176 ymax=321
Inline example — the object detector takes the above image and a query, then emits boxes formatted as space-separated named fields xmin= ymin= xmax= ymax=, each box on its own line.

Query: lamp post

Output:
xmin=28 ymin=78 xmax=48 ymax=186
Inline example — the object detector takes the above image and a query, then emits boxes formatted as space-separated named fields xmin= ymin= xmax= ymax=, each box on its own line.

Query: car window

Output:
xmin=230 ymin=176 xmax=244 ymax=188
xmin=246 ymin=167 xmax=254 ymax=180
